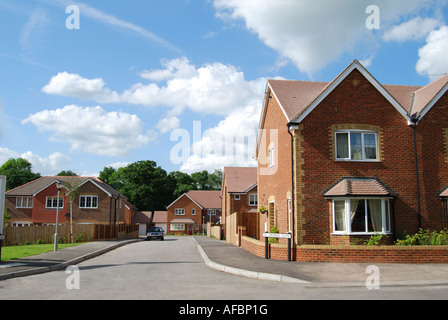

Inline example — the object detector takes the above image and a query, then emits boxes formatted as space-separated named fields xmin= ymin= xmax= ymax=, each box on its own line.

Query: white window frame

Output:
xmin=175 ymin=208 xmax=185 ymax=216
xmin=16 ymin=197 xmax=33 ymax=208
xmin=192 ymin=208 xmax=196 ymax=216
xmin=269 ymin=147 xmax=275 ymax=167
xmin=208 ymin=209 xmax=216 ymax=216
xmin=249 ymin=194 xmax=258 ymax=206
xmin=170 ymin=223 xmax=185 ymax=231
xmin=331 ymin=198 xmax=391 ymax=235
xmin=335 ymin=130 xmax=378 ymax=161
xmin=46 ymin=196 xmax=64 ymax=209
xmin=79 ymin=195 xmax=98 ymax=209
xmin=234 ymin=194 xmax=240 ymax=200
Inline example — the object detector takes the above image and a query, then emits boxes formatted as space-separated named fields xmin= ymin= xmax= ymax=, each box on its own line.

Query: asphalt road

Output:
xmin=1 ymin=236 xmax=448 ymax=303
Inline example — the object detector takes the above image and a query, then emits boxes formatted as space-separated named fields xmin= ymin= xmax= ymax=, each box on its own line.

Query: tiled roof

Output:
xmin=152 ymin=211 xmax=167 ymax=223
xmin=186 ymin=190 xmax=221 ymax=209
xmin=267 ymin=61 xmax=448 ymax=123
xmin=6 ymin=176 xmax=126 ymax=199
xmin=223 ymin=167 xmax=257 ymax=193
xmin=134 ymin=211 xmax=153 ymax=223
xmin=324 ymin=178 xmax=397 ymax=198
xmin=440 ymin=187 xmax=448 ymax=198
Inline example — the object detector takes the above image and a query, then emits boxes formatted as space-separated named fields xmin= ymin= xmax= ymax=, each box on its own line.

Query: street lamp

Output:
xmin=54 ymin=181 xmax=63 ymax=251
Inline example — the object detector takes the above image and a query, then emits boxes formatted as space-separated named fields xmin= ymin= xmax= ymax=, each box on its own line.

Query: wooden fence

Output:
xmin=2 ymin=224 xmax=139 ymax=246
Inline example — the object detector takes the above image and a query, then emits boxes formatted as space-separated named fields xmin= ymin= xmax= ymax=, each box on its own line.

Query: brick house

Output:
xmin=166 ymin=190 xmax=221 ymax=235
xmin=221 ymin=167 xmax=258 ymax=244
xmin=5 ymin=176 xmax=130 ymax=226
xmin=256 ymin=60 xmax=448 ymax=246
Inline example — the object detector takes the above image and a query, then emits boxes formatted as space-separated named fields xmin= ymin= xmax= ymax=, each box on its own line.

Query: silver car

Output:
xmin=146 ymin=227 xmax=164 ymax=241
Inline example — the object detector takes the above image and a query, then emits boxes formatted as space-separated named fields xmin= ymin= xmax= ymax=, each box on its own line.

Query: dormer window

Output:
xmin=335 ymin=131 xmax=378 ymax=161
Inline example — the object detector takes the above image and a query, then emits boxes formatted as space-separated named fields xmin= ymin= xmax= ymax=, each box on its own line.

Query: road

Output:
xmin=1 ymin=236 xmax=448 ymax=303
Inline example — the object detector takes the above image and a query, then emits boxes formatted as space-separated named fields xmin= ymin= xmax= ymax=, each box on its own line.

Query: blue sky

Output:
xmin=1 ymin=0 xmax=448 ymax=177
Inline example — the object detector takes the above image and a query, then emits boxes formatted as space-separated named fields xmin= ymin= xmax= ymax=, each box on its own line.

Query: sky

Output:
xmin=1 ymin=0 xmax=448 ymax=177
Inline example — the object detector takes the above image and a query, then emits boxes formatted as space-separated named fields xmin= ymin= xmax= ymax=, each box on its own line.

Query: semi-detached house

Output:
xmin=256 ymin=60 xmax=448 ymax=246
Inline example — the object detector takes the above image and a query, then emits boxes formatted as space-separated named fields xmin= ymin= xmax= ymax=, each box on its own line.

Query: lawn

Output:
xmin=1 ymin=243 xmax=83 ymax=262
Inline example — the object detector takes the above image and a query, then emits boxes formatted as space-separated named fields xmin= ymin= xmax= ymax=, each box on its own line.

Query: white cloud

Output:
xmin=383 ymin=17 xmax=443 ymax=42
xmin=42 ymin=58 xmax=266 ymax=116
xmin=213 ymin=0 xmax=437 ymax=75
xmin=20 ymin=8 xmax=49 ymax=49
xmin=0 ymin=147 xmax=71 ymax=175
xmin=156 ymin=116 xmax=181 ymax=134
xmin=416 ymin=26 xmax=448 ymax=78
xmin=179 ymin=104 xmax=260 ymax=173
xmin=22 ymin=105 xmax=156 ymax=157
xmin=139 ymin=57 xmax=198 ymax=82
xmin=44 ymin=0 xmax=180 ymax=53
xmin=42 ymin=72 xmax=120 ymax=103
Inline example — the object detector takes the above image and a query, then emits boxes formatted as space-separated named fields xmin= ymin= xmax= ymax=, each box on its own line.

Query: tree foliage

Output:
xmin=98 ymin=162 xmax=223 ymax=211
xmin=0 ymin=158 xmax=41 ymax=191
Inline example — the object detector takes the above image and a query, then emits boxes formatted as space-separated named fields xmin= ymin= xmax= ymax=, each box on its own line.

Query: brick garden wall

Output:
xmin=241 ymin=236 xmax=448 ymax=264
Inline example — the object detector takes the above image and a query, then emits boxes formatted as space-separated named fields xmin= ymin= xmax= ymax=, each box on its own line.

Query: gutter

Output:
xmin=287 ymin=122 xmax=299 ymax=261
xmin=409 ymin=115 xmax=422 ymax=229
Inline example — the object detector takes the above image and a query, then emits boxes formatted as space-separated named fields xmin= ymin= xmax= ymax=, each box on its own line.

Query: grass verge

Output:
xmin=1 ymin=243 xmax=84 ymax=262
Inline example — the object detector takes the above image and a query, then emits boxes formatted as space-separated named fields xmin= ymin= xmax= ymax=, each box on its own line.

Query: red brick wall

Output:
xmin=32 ymin=184 xmax=68 ymax=224
xmin=241 ymin=236 xmax=448 ymax=263
xmin=258 ymin=91 xmax=293 ymax=242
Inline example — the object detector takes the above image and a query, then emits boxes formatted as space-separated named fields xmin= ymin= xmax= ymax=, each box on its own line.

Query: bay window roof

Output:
xmin=324 ymin=178 xmax=397 ymax=198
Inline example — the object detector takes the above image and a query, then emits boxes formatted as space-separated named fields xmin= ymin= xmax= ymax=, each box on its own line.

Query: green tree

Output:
xmin=98 ymin=166 xmax=116 ymax=185
xmin=0 ymin=158 xmax=41 ymax=190
xmin=169 ymin=171 xmax=195 ymax=198
xmin=56 ymin=170 xmax=78 ymax=176
xmin=113 ymin=161 xmax=173 ymax=211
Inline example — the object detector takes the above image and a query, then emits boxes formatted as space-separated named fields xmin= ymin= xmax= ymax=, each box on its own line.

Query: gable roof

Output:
xmin=323 ymin=178 xmax=397 ymax=198
xmin=167 ymin=190 xmax=221 ymax=210
xmin=6 ymin=176 xmax=126 ymax=199
xmin=264 ymin=60 xmax=448 ymax=127
xmin=222 ymin=167 xmax=257 ymax=193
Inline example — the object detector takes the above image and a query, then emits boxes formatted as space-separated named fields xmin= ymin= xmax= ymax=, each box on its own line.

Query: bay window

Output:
xmin=332 ymin=198 xmax=391 ymax=234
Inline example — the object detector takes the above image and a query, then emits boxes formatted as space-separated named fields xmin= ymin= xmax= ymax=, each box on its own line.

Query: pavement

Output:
xmin=1 ymin=236 xmax=448 ymax=287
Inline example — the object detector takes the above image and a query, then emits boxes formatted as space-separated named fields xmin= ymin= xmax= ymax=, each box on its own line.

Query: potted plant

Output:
xmin=259 ymin=205 xmax=267 ymax=214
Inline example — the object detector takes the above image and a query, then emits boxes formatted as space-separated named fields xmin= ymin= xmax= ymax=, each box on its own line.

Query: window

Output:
xmin=175 ymin=208 xmax=185 ymax=216
xmin=234 ymin=194 xmax=240 ymax=200
xmin=208 ymin=209 xmax=216 ymax=216
xmin=192 ymin=208 xmax=196 ymax=215
xmin=170 ymin=223 xmax=185 ymax=231
xmin=335 ymin=131 xmax=378 ymax=161
xmin=46 ymin=197 xmax=64 ymax=209
xmin=16 ymin=197 xmax=33 ymax=208
xmin=79 ymin=195 xmax=98 ymax=209
xmin=269 ymin=147 xmax=275 ymax=167
xmin=332 ymin=199 xmax=391 ymax=234
xmin=249 ymin=194 xmax=258 ymax=206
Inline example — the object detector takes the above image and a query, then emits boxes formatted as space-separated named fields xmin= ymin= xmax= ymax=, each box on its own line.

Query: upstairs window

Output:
xmin=16 ymin=197 xmax=33 ymax=208
xmin=79 ymin=195 xmax=98 ymax=209
xmin=46 ymin=197 xmax=64 ymax=209
xmin=336 ymin=131 xmax=378 ymax=161
xmin=175 ymin=208 xmax=185 ymax=216
xmin=249 ymin=194 xmax=258 ymax=206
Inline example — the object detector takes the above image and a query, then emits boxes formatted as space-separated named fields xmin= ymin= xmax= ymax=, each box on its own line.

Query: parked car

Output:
xmin=146 ymin=227 xmax=164 ymax=241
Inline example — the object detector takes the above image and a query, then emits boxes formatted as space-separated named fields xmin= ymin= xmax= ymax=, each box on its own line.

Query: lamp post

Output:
xmin=54 ymin=181 xmax=63 ymax=251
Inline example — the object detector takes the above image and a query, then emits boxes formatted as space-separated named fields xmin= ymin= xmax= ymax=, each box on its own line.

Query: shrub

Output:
xmin=395 ymin=229 xmax=448 ymax=246
xmin=269 ymin=226 xmax=279 ymax=244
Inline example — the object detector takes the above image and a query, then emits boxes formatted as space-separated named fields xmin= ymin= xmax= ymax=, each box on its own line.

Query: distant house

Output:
xmin=166 ymin=190 xmax=221 ymax=235
xmin=5 ymin=176 xmax=132 ymax=226
xmin=221 ymin=167 xmax=258 ymax=244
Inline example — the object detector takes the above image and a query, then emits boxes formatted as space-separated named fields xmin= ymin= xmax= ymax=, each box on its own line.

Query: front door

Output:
xmin=188 ymin=224 xmax=193 ymax=235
